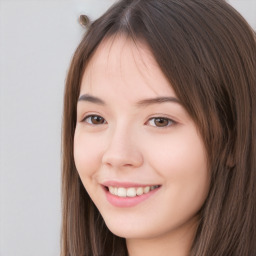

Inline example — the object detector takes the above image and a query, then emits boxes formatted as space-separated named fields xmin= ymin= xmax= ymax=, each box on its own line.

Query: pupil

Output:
xmin=155 ymin=118 xmax=168 ymax=127
xmin=92 ymin=116 xmax=104 ymax=124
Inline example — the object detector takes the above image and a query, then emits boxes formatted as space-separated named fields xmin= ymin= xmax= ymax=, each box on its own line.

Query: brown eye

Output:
xmin=83 ymin=115 xmax=106 ymax=125
xmin=148 ymin=117 xmax=174 ymax=127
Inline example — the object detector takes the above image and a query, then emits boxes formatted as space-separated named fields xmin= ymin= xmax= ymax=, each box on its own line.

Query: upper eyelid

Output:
xmin=148 ymin=116 xmax=175 ymax=121
xmin=80 ymin=112 xmax=176 ymax=120
xmin=80 ymin=112 xmax=105 ymax=121
xmin=80 ymin=114 xmax=174 ymax=121
xmin=147 ymin=117 xmax=176 ymax=127
xmin=147 ymin=114 xmax=176 ymax=123
xmin=81 ymin=114 xmax=107 ymax=123
xmin=81 ymin=114 xmax=176 ymax=127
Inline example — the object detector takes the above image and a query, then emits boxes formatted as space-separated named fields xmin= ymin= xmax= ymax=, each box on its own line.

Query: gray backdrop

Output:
xmin=0 ymin=0 xmax=255 ymax=255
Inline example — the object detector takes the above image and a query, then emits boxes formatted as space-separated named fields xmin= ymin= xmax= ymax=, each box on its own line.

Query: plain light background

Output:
xmin=0 ymin=1 xmax=255 ymax=255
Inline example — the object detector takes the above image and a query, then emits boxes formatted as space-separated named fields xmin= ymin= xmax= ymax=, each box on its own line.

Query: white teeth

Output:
xmin=127 ymin=187 xmax=136 ymax=197
xmin=108 ymin=185 xmax=159 ymax=197
xmin=117 ymin=187 xmax=127 ymax=197
xmin=136 ymin=187 xmax=143 ymax=195
xmin=109 ymin=186 xmax=115 ymax=194
xmin=144 ymin=186 xmax=150 ymax=193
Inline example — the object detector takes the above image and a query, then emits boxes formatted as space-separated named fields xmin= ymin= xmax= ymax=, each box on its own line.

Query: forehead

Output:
xmin=80 ymin=35 xmax=176 ymax=99
xmin=87 ymin=35 xmax=157 ymax=74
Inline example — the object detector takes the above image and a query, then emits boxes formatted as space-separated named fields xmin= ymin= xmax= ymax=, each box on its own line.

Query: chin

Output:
xmin=103 ymin=218 xmax=143 ymax=238
xmin=103 ymin=218 xmax=159 ymax=240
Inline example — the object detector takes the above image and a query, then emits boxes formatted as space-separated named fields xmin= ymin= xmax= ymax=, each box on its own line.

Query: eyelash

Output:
xmin=147 ymin=117 xmax=175 ymax=128
xmin=82 ymin=115 xmax=107 ymax=125
xmin=81 ymin=115 xmax=176 ymax=128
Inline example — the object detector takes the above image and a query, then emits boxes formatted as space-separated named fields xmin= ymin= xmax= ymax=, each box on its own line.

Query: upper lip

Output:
xmin=101 ymin=181 xmax=161 ymax=188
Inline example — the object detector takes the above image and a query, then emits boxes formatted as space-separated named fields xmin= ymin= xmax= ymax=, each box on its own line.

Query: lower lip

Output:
xmin=103 ymin=186 xmax=160 ymax=207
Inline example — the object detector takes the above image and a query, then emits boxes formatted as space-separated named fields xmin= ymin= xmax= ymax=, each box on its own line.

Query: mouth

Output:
xmin=104 ymin=185 xmax=161 ymax=198
xmin=101 ymin=181 xmax=162 ymax=207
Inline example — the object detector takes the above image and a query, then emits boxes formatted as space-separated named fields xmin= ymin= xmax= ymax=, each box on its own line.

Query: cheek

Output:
xmin=144 ymin=127 xmax=209 ymax=198
xmin=73 ymin=130 xmax=103 ymax=178
xmin=146 ymin=127 xmax=207 ymax=174
xmin=143 ymin=130 xmax=209 ymax=229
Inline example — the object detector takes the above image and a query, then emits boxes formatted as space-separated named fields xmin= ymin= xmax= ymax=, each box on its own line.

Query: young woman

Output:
xmin=61 ymin=0 xmax=256 ymax=255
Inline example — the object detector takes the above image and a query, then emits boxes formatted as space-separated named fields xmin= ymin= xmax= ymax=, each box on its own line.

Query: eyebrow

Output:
xmin=78 ymin=94 xmax=181 ymax=107
xmin=78 ymin=94 xmax=105 ymax=105
xmin=136 ymin=96 xmax=181 ymax=107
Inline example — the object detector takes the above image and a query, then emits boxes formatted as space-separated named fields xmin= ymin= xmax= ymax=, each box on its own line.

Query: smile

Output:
xmin=107 ymin=185 xmax=160 ymax=198
xmin=102 ymin=183 xmax=161 ymax=207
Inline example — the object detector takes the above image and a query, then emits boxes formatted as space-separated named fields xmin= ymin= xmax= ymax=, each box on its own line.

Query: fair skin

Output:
xmin=74 ymin=36 xmax=210 ymax=256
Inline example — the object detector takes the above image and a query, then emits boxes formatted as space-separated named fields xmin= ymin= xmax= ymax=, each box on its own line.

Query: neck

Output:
xmin=126 ymin=217 xmax=198 ymax=256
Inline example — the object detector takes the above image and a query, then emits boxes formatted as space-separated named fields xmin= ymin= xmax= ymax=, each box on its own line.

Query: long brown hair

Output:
xmin=61 ymin=0 xmax=256 ymax=255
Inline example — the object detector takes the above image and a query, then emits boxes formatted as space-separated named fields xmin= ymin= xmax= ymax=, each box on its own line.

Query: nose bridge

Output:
xmin=102 ymin=121 xmax=143 ymax=169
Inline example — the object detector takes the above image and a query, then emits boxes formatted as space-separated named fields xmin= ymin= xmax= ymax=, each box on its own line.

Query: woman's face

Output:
xmin=74 ymin=36 xmax=210 ymax=241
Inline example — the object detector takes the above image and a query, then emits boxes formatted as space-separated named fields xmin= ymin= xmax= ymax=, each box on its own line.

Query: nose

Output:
xmin=101 ymin=126 xmax=143 ymax=169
